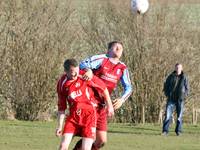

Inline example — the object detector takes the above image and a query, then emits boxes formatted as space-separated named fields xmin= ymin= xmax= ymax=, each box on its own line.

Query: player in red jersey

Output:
xmin=74 ymin=41 xmax=133 ymax=150
xmin=56 ymin=59 xmax=114 ymax=150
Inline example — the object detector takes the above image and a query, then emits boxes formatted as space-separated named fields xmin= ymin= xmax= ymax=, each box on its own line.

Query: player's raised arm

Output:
xmin=89 ymin=76 xmax=114 ymax=117
xmin=113 ymin=68 xmax=133 ymax=110
xmin=102 ymin=88 xmax=114 ymax=117
xmin=80 ymin=54 xmax=107 ymax=80
xmin=80 ymin=54 xmax=107 ymax=70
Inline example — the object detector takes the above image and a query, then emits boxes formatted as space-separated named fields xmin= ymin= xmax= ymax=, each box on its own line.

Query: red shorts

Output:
xmin=63 ymin=107 xmax=96 ymax=139
xmin=96 ymin=107 xmax=107 ymax=131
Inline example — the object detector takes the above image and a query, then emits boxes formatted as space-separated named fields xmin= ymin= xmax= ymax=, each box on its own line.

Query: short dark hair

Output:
xmin=107 ymin=41 xmax=123 ymax=50
xmin=63 ymin=59 xmax=78 ymax=71
xmin=175 ymin=63 xmax=182 ymax=67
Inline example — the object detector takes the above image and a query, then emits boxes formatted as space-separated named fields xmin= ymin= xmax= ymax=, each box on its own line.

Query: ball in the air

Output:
xmin=131 ymin=0 xmax=149 ymax=14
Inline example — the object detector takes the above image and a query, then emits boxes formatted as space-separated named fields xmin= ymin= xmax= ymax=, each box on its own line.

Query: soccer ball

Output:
xmin=131 ymin=0 xmax=149 ymax=14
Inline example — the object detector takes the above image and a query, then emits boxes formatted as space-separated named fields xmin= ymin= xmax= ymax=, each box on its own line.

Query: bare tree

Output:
xmin=78 ymin=0 xmax=200 ymax=123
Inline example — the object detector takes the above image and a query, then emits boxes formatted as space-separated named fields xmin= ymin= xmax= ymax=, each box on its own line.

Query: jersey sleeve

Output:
xmin=79 ymin=54 xmax=107 ymax=70
xmin=120 ymin=68 xmax=133 ymax=102
xmin=57 ymin=76 xmax=67 ymax=111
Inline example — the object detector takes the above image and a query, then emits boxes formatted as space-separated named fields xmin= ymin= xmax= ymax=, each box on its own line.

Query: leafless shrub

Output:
xmin=0 ymin=0 xmax=76 ymax=120
xmin=0 ymin=0 xmax=199 ymax=123
xmin=79 ymin=0 xmax=200 ymax=123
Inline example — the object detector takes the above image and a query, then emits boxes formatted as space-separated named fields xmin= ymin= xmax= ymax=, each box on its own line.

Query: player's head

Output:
xmin=175 ymin=63 xmax=183 ymax=75
xmin=63 ymin=59 xmax=79 ymax=80
xmin=107 ymin=41 xmax=123 ymax=59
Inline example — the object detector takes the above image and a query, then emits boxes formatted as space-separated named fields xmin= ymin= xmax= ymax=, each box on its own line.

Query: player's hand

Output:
xmin=55 ymin=128 xmax=62 ymax=137
xmin=83 ymin=69 xmax=93 ymax=80
xmin=113 ymin=98 xmax=123 ymax=110
xmin=107 ymin=105 xmax=114 ymax=118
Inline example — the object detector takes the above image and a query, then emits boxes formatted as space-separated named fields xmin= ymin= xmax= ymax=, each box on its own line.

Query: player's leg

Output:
xmin=93 ymin=130 xmax=107 ymax=148
xmin=82 ymin=137 xmax=94 ymax=150
xmin=59 ymin=133 xmax=73 ymax=150
xmin=72 ymin=139 xmax=82 ymax=150
xmin=73 ymin=130 xmax=106 ymax=149
xmin=73 ymin=108 xmax=96 ymax=150
xmin=93 ymin=107 xmax=107 ymax=149
xmin=73 ymin=135 xmax=105 ymax=150
xmin=62 ymin=118 xmax=77 ymax=150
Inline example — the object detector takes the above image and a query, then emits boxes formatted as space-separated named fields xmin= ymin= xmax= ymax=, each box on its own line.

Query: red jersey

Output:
xmin=57 ymin=71 xmax=106 ymax=112
xmin=80 ymin=54 xmax=132 ymax=131
xmin=93 ymin=58 xmax=126 ymax=94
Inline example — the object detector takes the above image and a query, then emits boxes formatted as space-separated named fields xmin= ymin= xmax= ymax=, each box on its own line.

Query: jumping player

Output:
xmin=74 ymin=41 xmax=132 ymax=150
xmin=56 ymin=59 xmax=114 ymax=150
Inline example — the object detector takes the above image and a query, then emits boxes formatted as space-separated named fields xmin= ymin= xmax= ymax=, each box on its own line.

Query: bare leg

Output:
xmin=73 ymin=139 xmax=82 ymax=150
xmin=59 ymin=133 xmax=73 ymax=150
xmin=82 ymin=137 xmax=94 ymax=150
xmin=73 ymin=131 xmax=107 ymax=150
xmin=93 ymin=130 xmax=107 ymax=149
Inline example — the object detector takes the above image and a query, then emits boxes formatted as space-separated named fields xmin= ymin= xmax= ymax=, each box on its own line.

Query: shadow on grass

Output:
xmin=108 ymin=125 xmax=162 ymax=136
xmin=108 ymin=128 xmax=200 ymax=136
xmin=108 ymin=129 xmax=161 ymax=136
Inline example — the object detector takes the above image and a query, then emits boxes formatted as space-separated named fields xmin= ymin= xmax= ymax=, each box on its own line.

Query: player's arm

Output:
xmin=113 ymin=68 xmax=133 ymax=110
xmin=90 ymin=76 xmax=114 ymax=117
xmin=56 ymin=78 xmax=67 ymax=137
xmin=56 ymin=111 xmax=65 ymax=137
xmin=102 ymin=88 xmax=114 ymax=117
xmin=79 ymin=54 xmax=106 ymax=80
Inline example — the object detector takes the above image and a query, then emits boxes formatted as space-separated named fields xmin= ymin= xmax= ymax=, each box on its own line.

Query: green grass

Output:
xmin=0 ymin=121 xmax=200 ymax=150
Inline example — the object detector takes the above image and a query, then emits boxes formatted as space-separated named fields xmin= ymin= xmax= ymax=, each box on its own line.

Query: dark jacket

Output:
xmin=164 ymin=71 xmax=189 ymax=100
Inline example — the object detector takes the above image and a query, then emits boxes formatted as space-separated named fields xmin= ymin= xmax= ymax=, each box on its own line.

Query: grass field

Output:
xmin=0 ymin=121 xmax=200 ymax=150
